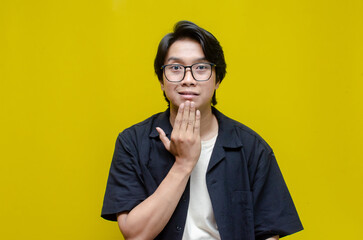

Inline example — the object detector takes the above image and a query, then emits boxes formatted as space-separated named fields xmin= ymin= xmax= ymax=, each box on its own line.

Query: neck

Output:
xmin=169 ymin=105 xmax=218 ymax=141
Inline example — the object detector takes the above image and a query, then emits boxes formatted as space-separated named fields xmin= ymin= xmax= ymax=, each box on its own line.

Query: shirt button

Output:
xmin=176 ymin=225 xmax=182 ymax=231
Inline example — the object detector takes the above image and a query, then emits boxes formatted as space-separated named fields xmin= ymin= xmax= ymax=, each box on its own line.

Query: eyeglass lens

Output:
xmin=164 ymin=63 xmax=213 ymax=82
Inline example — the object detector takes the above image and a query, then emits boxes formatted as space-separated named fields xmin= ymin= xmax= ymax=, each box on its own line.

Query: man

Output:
xmin=101 ymin=21 xmax=303 ymax=240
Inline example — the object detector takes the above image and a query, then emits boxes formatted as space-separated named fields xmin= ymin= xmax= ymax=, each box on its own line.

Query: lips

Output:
xmin=178 ymin=91 xmax=199 ymax=96
xmin=178 ymin=91 xmax=199 ymax=100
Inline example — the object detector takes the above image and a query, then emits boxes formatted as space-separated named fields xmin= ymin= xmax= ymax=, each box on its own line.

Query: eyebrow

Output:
xmin=166 ymin=57 xmax=208 ymax=63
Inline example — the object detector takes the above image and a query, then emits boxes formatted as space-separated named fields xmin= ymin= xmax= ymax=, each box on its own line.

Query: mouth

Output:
xmin=178 ymin=91 xmax=199 ymax=96
xmin=178 ymin=91 xmax=199 ymax=100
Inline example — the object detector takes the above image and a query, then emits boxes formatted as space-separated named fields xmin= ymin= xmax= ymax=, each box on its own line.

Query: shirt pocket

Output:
xmin=231 ymin=190 xmax=255 ymax=240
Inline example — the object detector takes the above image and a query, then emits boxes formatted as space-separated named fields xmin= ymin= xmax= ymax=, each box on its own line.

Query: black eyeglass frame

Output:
xmin=161 ymin=62 xmax=216 ymax=82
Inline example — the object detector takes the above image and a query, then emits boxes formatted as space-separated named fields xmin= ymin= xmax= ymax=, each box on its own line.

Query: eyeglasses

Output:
xmin=161 ymin=62 xmax=216 ymax=82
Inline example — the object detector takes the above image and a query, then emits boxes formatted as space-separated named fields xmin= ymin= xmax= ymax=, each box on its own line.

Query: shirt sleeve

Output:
xmin=101 ymin=131 xmax=148 ymax=221
xmin=252 ymin=148 xmax=303 ymax=239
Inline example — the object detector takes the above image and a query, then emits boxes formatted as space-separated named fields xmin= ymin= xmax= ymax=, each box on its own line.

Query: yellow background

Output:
xmin=1 ymin=0 xmax=362 ymax=239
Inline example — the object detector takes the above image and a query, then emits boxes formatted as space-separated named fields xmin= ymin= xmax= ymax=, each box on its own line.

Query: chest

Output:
xmin=140 ymin=140 xmax=253 ymax=195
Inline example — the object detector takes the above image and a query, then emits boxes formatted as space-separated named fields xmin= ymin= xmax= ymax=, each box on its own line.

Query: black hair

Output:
xmin=154 ymin=20 xmax=226 ymax=106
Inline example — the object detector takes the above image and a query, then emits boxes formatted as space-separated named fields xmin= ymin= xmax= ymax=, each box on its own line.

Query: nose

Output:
xmin=181 ymin=68 xmax=196 ymax=86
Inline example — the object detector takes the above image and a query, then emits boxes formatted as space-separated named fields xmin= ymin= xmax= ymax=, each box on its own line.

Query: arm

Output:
xmin=252 ymin=148 xmax=303 ymax=237
xmin=118 ymin=101 xmax=201 ymax=240
xmin=266 ymin=236 xmax=279 ymax=240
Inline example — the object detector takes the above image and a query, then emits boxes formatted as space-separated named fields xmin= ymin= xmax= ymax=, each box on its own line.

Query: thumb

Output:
xmin=156 ymin=127 xmax=170 ymax=151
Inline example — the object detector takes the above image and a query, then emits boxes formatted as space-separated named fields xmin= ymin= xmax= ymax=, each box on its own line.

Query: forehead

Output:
xmin=165 ymin=38 xmax=206 ymax=64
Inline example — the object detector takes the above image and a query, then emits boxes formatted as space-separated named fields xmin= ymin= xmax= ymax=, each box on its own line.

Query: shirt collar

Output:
xmin=149 ymin=108 xmax=173 ymax=138
xmin=212 ymin=107 xmax=243 ymax=148
xmin=149 ymin=107 xmax=243 ymax=149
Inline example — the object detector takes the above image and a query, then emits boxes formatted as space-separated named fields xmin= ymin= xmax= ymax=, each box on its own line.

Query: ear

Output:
xmin=215 ymin=80 xmax=220 ymax=90
xmin=160 ymin=80 xmax=165 ymax=91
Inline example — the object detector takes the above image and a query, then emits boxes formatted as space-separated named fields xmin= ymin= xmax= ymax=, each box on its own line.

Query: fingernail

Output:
xmin=191 ymin=102 xmax=195 ymax=108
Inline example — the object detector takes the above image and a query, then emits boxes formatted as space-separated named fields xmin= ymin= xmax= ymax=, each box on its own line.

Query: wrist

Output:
xmin=173 ymin=159 xmax=194 ymax=176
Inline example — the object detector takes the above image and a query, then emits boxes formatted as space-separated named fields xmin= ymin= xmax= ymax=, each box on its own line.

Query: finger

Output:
xmin=156 ymin=127 xmax=170 ymax=151
xmin=181 ymin=101 xmax=190 ymax=131
xmin=174 ymin=103 xmax=184 ymax=130
xmin=187 ymin=101 xmax=196 ymax=133
xmin=194 ymin=110 xmax=201 ymax=135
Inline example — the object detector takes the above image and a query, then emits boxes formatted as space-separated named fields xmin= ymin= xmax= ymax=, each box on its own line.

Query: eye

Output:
xmin=195 ymin=64 xmax=210 ymax=71
xmin=169 ymin=65 xmax=183 ymax=71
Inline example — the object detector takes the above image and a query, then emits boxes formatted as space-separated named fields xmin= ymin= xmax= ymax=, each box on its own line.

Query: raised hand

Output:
xmin=156 ymin=101 xmax=201 ymax=172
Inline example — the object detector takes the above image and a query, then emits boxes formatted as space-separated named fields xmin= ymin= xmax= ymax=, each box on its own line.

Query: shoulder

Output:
xmin=214 ymin=108 xmax=273 ymax=153
xmin=233 ymin=118 xmax=272 ymax=151
xmin=112 ymin=111 xmax=168 ymax=158
xmin=118 ymin=111 xmax=165 ymax=141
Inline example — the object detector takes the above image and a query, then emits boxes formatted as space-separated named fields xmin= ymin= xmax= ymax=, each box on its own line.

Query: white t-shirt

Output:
xmin=182 ymin=134 xmax=220 ymax=240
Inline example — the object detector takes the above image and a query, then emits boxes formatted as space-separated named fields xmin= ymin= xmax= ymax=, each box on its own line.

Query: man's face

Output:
xmin=160 ymin=38 xmax=219 ymax=113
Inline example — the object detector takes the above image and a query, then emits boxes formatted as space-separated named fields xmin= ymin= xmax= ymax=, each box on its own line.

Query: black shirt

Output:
xmin=102 ymin=107 xmax=303 ymax=240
